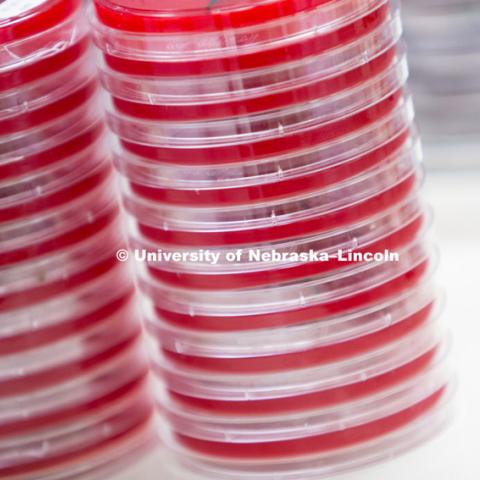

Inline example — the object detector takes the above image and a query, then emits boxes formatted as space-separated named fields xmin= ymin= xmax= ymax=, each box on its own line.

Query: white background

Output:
xmin=114 ymin=168 xmax=480 ymax=480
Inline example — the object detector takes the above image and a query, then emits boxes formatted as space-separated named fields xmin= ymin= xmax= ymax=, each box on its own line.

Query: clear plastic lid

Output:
xmin=154 ymin=291 xmax=436 ymax=374
xmin=0 ymin=377 xmax=151 ymax=456
xmin=125 ymin=140 xmax=420 ymax=235
xmin=0 ymin=366 xmax=150 ymax=448
xmin=0 ymin=290 xmax=136 ymax=359
xmin=146 ymin=281 xmax=438 ymax=359
xmin=111 ymin=49 xmax=405 ymax=124
xmin=0 ymin=147 xmax=111 ymax=224
xmin=0 ymin=75 xmax=97 ymax=138
xmin=98 ymin=14 xmax=401 ymax=119
xmin=0 ymin=339 xmax=146 ymax=427
xmin=94 ymin=0 xmax=385 ymax=35
xmin=1 ymin=415 xmax=157 ymax=480
xmin=0 ymin=329 xmax=143 ymax=399
xmin=136 ymin=194 xmax=425 ymax=273
xmin=152 ymin=312 xmax=442 ymax=400
xmin=0 ymin=175 xmax=118 ymax=267
xmin=0 ymin=0 xmax=80 ymax=41
xmin=168 ymin=382 xmax=448 ymax=460
xmin=120 ymin=125 xmax=414 ymax=211
xmin=0 ymin=35 xmax=89 ymax=94
xmin=142 ymin=240 xmax=432 ymax=317
xmin=0 ymin=296 xmax=141 ymax=389
xmin=0 ymin=54 xmax=95 ymax=120
xmin=132 ymin=170 xmax=419 ymax=245
xmin=134 ymin=196 xmax=426 ymax=279
xmin=92 ymin=0 xmax=387 ymax=58
xmin=0 ymin=380 xmax=150 ymax=460
xmin=12 ymin=417 xmax=156 ymax=480
xmin=0 ymin=211 xmax=123 ymax=281
xmin=0 ymin=97 xmax=103 ymax=174
xmin=0 ymin=216 xmax=125 ymax=312
xmin=157 ymin=336 xmax=445 ymax=421
xmin=0 ymin=264 xmax=133 ymax=346
xmin=162 ymin=381 xmax=453 ymax=478
xmin=97 ymin=5 xmax=392 ymax=79
xmin=116 ymin=97 xmax=412 ymax=203
xmin=158 ymin=342 xmax=449 ymax=443
xmin=107 ymin=57 xmax=407 ymax=148
xmin=0 ymin=131 xmax=108 ymax=203
xmin=118 ymin=89 xmax=407 ymax=166
xmin=0 ymin=0 xmax=86 ymax=69
xmin=0 ymin=388 xmax=154 ymax=479
xmin=0 ymin=333 xmax=147 ymax=421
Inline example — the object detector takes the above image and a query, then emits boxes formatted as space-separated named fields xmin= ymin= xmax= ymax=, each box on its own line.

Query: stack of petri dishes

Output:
xmin=402 ymin=0 xmax=480 ymax=167
xmin=0 ymin=1 xmax=155 ymax=478
xmin=92 ymin=0 xmax=454 ymax=478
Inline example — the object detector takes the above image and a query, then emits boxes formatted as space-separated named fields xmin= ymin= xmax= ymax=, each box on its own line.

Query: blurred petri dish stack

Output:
xmin=91 ymin=0 xmax=454 ymax=478
xmin=0 ymin=1 xmax=156 ymax=478
xmin=402 ymin=0 xmax=480 ymax=168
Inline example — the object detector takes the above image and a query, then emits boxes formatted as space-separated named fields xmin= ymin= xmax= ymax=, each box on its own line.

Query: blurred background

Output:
xmin=402 ymin=0 xmax=480 ymax=168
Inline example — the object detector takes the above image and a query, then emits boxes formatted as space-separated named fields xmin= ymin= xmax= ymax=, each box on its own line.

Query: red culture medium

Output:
xmin=0 ymin=395 xmax=154 ymax=478
xmin=100 ymin=3 xmax=389 ymax=76
xmin=165 ymin=346 xmax=439 ymax=415
xmin=0 ymin=243 xmax=124 ymax=312
xmin=0 ymin=199 xmax=119 ymax=267
xmin=119 ymin=89 xmax=403 ymax=166
xmin=0 ymin=119 xmax=104 ymax=179
xmin=0 ymin=289 xmax=135 ymax=355
xmin=137 ymin=166 xmax=418 ymax=248
xmin=154 ymin=257 xmax=429 ymax=331
xmin=0 ymin=0 xmax=81 ymax=43
xmin=95 ymin=0 xmax=364 ymax=33
xmin=0 ymin=373 xmax=149 ymax=439
xmin=146 ymin=206 xmax=423 ymax=290
xmin=0 ymin=331 xmax=142 ymax=397
xmin=111 ymin=46 xmax=397 ymax=123
xmin=159 ymin=301 xmax=433 ymax=373
xmin=127 ymin=125 xmax=410 ymax=208
xmin=173 ymin=386 xmax=445 ymax=459
xmin=0 ymin=79 xmax=97 ymax=136
xmin=0 ymin=161 xmax=112 ymax=223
